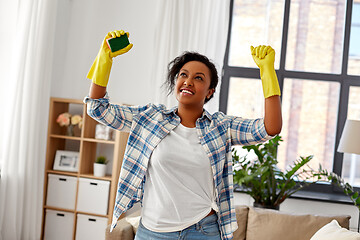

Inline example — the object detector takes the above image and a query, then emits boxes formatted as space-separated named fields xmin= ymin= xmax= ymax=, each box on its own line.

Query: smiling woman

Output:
xmin=85 ymin=27 xmax=282 ymax=239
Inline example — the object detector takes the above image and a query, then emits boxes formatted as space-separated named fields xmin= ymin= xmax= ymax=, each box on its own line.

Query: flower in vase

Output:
xmin=71 ymin=115 xmax=82 ymax=128
xmin=56 ymin=112 xmax=71 ymax=127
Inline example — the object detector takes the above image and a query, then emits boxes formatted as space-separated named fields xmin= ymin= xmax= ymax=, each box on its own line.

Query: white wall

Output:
xmin=50 ymin=0 xmax=359 ymax=233
xmin=51 ymin=0 xmax=159 ymax=105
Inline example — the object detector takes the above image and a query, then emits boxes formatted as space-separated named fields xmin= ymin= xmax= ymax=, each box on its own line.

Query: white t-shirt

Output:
xmin=141 ymin=123 xmax=218 ymax=232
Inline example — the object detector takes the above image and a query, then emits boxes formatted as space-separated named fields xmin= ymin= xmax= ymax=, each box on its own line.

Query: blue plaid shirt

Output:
xmin=84 ymin=94 xmax=272 ymax=240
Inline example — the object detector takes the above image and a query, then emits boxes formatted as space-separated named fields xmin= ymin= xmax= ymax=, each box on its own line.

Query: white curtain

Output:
xmin=0 ymin=0 xmax=58 ymax=239
xmin=151 ymin=0 xmax=231 ymax=113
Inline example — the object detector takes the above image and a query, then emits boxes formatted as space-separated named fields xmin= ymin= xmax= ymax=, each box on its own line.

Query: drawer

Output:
xmin=44 ymin=210 xmax=74 ymax=240
xmin=46 ymin=174 xmax=77 ymax=209
xmin=75 ymin=214 xmax=108 ymax=240
xmin=77 ymin=178 xmax=110 ymax=215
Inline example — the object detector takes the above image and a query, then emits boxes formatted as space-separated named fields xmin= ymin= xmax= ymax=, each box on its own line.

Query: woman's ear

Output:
xmin=207 ymin=88 xmax=215 ymax=99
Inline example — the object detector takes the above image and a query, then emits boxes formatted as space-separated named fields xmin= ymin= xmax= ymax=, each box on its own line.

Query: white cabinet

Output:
xmin=46 ymin=174 xmax=77 ymax=209
xmin=77 ymin=178 xmax=110 ymax=215
xmin=44 ymin=210 xmax=74 ymax=240
xmin=75 ymin=214 xmax=108 ymax=240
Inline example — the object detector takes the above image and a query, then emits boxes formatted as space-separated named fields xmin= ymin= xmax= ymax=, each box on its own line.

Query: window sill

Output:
xmin=289 ymin=190 xmax=353 ymax=205
xmin=234 ymin=185 xmax=354 ymax=206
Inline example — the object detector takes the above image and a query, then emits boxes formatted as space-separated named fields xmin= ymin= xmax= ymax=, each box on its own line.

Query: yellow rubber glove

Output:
xmin=250 ymin=45 xmax=281 ymax=98
xmin=87 ymin=30 xmax=133 ymax=87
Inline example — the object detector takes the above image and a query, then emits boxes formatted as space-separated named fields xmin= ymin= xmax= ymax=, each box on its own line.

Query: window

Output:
xmin=342 ymin=86 xmax=360 ymax=186
xmin=348 ymin=2 xmax=360 ymax=75
xmin=221 ymin=0 xmax=360 ymax=191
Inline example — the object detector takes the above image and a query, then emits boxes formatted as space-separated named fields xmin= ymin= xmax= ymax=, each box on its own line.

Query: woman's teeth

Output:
xmin=181 ymin=90 xmax=193 ymax=95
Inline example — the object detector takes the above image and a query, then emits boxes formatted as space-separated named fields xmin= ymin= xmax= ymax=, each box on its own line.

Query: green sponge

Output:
xmin=106 ymin=34 xmax=130 ymax=52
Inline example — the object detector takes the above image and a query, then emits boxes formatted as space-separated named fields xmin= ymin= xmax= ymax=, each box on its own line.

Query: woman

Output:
xmin=85 ymin=30 xmax=282 ymax=240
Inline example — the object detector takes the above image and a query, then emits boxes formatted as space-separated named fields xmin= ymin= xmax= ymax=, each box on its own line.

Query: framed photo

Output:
xmin=53 ymin=150 xmax=79 ymax=172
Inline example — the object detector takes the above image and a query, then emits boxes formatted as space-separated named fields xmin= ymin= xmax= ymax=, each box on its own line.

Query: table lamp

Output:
xmin=338 ymin=119 xmax=360 ymax=154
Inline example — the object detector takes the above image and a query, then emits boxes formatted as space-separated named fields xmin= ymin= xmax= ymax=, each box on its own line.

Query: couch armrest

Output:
xmin=233 ymin=205 xmax=249 ymax=240
xmin=105 ymin=218 xmax=135 ymax=240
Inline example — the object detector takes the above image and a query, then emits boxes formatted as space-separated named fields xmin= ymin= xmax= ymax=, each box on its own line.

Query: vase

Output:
xmin=253 ymin=202 xmax=280 ymax=210
xmin=93 ymin=163 xmax=107 ymax=177
xmin=67 ymin=125 xmax=74 ymax=136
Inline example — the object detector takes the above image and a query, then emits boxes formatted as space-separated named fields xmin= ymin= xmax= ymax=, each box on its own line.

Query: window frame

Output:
xmin=220 ymin=0 xmax=360 ymax=195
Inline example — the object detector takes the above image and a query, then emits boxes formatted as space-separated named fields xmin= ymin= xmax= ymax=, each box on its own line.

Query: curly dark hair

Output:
xmin=164 ymin=52 xmax=219 ymax=104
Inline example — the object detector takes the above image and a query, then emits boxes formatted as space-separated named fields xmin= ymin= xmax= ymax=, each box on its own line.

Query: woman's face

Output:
xmin=175 ymin=61 xmax=215 ymax=108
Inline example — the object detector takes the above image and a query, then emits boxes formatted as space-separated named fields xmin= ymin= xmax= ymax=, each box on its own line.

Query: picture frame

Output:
xmin=53 ymin=150 xmax=79 ymax=172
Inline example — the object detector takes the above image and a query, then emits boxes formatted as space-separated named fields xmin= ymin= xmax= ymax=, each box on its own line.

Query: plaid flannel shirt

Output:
xmin=84 ymin=94 xmax=272 ymax=240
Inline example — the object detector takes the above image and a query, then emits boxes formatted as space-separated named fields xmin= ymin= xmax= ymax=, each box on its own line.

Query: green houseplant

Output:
xmin=94 ymin=156 xmax=108 ymax=177
xmin=233 ymin=135 xmax=360 ymax=210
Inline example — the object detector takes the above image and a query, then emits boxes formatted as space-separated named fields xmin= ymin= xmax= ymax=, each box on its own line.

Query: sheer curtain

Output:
xmin=151 ymin=0 xmax=231 ymax=113
xmin=0 ymin=0 xmax=57 ymax=239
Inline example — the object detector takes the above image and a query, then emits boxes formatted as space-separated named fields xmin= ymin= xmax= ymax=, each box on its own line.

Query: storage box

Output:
xmin=77 ymin=178 xmax=110 ymax=215
xmin=75 ymin=214 xmax=108 ymax=240
xmin=44 ymin=210 xmax=74 ymax=240
xmin=95 ymin=124 xmax=114 ymax=140
xmin=46 ymin=174 xmax=77 ymax=209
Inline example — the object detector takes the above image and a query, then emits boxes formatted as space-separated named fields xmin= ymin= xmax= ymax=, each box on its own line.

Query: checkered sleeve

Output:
xmin=229 ymin=117 xmax=273 ymax=145
xmin=83 ymin=93 xmax=150 ymax=132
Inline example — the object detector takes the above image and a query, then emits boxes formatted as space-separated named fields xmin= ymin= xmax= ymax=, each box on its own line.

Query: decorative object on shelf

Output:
xmin=56 ymin=112 xmax=83 ymax=136
xmin=94 ymin=156 xmax=108 ymax=177
xmin=233 ymin=135 xmax=360 ymax=211
xmin=95 ymin=124 xmax=114 ymax=140
xmin=53 ymin=150 xmax=79 ymax=172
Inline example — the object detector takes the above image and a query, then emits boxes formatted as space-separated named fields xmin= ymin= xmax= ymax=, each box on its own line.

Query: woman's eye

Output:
xmin=195 ymin=76 xmax=203 ymax=80
xmin=180 ymin=73 xmax=187 ymax=77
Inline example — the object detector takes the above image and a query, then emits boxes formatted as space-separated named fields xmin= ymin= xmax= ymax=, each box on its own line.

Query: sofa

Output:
xmin=105 ymin=205 xmax=352 ymax=240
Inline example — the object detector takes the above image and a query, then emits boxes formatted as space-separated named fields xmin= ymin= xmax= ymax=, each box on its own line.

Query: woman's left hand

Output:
xmin=250 ymin=45 xmax=280 ymax=98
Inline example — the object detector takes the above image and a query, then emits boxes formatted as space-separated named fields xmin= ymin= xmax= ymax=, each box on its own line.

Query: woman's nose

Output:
xmin=183 ymin=78 xmax=193 ymax=86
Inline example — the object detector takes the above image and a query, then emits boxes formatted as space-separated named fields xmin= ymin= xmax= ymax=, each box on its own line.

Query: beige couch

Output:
xmin=105 ymin=205 xmax=351 ymax=240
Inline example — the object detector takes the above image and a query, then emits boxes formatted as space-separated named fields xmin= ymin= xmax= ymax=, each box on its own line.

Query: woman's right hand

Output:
xmin=106 ymin=30 xmax=133 ymax=58
xmin=87 ymin=30 xmax=133 ymax=88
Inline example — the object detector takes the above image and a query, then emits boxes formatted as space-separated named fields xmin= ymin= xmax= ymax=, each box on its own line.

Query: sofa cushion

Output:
xmin=125 ymin=215 xmax=141 ymax=233
xmin=233 ymin=206 xmax=249 ymax=240
xmin=105 ymin=210 xmax=141 ymax=240
xmin=310 ymin=220 xmax=360 ymax=240
xmin=105 ymin=217 xmax=135 ymax=240
xmin=246 ymin=207 xmax=351 ymax=240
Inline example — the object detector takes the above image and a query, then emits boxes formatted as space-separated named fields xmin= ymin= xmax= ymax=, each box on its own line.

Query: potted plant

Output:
xmin=233 ymin=135 xmax=360 ymax=210
xmin=94 ymin=156 xmax=108 ymax=177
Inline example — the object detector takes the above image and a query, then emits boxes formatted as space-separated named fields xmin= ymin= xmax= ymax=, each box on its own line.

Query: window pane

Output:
xmin=349 ymin=27 xmax=360 ymax=57
xmin=228 ymin=0 xmax=284 ymax=69
xmin=277 ymin=78 xmax=340 ymax=174
xmin=348 ymin=86 xmax=360 ymax=120
xmin=227 ymin=77 xmax=264 ymax=162
xmin=226 ymin=77 xmax=264 ymax=118
xmin=342 ymin=153 xmax=360 ymax=187
xmin=342 ymin=86 xmax=360 ymax=187
xmin=348 ymin=3 xmax=360 ymax=75
xmin=286 ymin=0 xmax=346 ymax=73
xmin=352 ymin=2 xmax=360 ymax=24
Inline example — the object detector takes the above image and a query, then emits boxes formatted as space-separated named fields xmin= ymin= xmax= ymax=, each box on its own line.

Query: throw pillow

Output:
xmin=246 ymin=207 xmax=351 ymax=240
xmin=125 ymin=216 xmax=141 ymax=233
xmin=310 ymin=220 xmax=360 ymax=240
